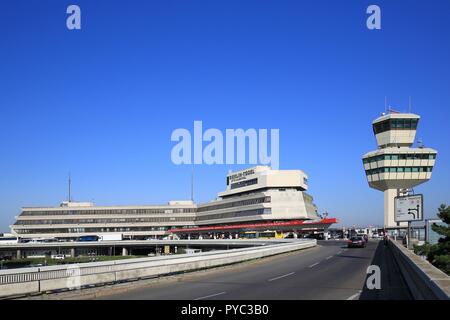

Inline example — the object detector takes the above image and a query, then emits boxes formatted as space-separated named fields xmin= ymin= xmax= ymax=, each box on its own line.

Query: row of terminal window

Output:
xmin=14 ymin=217 xmax=194 ymax=226
xmin=18 ymin=197 xmax=271 ymax=218
xmin=230 ymin=178 xmax=258 ymax=190
xmin=13 ymin=226 xmax=185 ymax=234
xmin=197 ymin=196 xmax=270 ymax=212
xmin=196 ymin=209 xmax=271 ymax=221
xmin=15 ymin=207 xmax=272 ymax=225
xmin=365 ymin=166 xmax=433 ymax=175
xmin=20 ymin=208 xmax=197 ymax=216
xmin=363 ymin=153 xmax=436 ymax=164
xmin=373 ymin=118 xmax=419 ymax=134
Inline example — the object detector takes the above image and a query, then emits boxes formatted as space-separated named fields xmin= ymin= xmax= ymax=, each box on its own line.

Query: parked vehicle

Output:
xmin=51 ymin=254 xmax=66 ymax=260
xmin=347 ymin=236 xmax=366 ymax=248
xmin=0 ymin=236 xmax=19 ymax=245
xmin=77 ymin=236 xmax=99 ymax=242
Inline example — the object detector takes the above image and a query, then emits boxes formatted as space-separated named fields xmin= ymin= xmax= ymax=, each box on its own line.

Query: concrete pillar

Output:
xmin=70 ymin=248 xmax=75 ymax=257
xmin=16 ymin=249 xmax=21 ymax=259
xmin=122 ymin=247 xmax=128 ymax=256
xmin=384 ymin=189 xmax=408 ymax=228
xmin=384 ymin=189 xmax=396 ymax=228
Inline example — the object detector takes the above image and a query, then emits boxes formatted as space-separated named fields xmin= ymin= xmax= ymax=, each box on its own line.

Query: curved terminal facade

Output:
xmin=10 ymin=166 xmax=336 ymax=240
xmin=362 ymin=112 xmax=437 ymax=228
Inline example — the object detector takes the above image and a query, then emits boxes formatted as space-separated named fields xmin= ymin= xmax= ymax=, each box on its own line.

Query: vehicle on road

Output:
xmin=347 ymin=236 xmax=366 ymax=248
xmin=304 ymin=232 xmax=325 ymax=240
xmin=357 ymin=234 xmax=369 ymax=243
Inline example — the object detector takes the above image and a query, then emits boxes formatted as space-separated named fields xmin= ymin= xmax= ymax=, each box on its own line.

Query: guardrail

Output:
xmin=0 ymin=238 xmax=289 ymax=250
xmin=389 ymin=239 xmax=450 ymax=300
xmin=0 ymin=239 xmax=316 ymax=298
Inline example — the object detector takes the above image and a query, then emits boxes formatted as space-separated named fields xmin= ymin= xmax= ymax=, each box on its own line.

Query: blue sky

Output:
xmin=0 ymin=0 xmax=449 ymax=231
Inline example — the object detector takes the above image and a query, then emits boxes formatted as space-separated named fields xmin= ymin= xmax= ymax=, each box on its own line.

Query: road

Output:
xmin=96 ymin=240 xmax=412 ymax=300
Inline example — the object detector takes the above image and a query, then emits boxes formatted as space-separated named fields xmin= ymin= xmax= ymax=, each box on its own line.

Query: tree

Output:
xmin=427 ymin=204 xmax=450 ymax=274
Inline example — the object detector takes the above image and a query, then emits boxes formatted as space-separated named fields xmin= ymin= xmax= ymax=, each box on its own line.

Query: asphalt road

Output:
xmin=96 ymin=240 xmax=412 ymax=300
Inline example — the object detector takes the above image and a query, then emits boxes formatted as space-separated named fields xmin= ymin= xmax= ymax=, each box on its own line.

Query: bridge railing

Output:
xmin=389 ymin=239 xmax=449 ymax=300
xmin=0 ymin=239 xmax=316 ymax=298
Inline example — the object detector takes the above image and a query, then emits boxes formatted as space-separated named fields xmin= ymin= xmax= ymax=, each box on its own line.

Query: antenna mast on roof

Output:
xmin=409 ymin=96 xmax=412 ymax=113
xmin=68 ymin=173 xmax=72 ymax=202
xmin=191 ymin=165 xmax=194 ymax=202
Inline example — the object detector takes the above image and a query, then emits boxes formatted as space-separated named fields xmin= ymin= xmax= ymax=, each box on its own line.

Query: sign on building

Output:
xmin=394 ymin=194 xmax=423 ymax=222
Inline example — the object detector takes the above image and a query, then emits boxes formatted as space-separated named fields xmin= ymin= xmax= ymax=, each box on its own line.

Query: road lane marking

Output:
xmin=308 ymin=262 xmax=319 ymax=268
xmin=337 ymin=251 xmax=343 ymax=254
xmin=346 ymin=290 xmax=362 ymax=300
xmin=326 ymin=256 xmax=333 ymax=260
xmin=194 ymin=291 xmax=227 ymax=300
xmin=268 ymin=272 xmax=295 ymax=282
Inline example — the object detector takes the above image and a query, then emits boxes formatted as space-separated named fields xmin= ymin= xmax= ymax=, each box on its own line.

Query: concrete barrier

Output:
xmin=0 ymin=239 xmax=316 ymax=298
xmin=389 ymin=239 xmax=450 ymax=300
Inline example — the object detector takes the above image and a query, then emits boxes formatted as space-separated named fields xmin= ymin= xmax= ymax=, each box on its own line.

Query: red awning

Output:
xmin=169 ymin=218 xmax=337 ymax=233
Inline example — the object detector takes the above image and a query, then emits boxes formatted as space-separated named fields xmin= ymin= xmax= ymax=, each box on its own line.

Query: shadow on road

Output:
xmin=359 ymin=241 xmax=412 ymax=300
xmin=336 ymin=255 xmax=371 ymax=260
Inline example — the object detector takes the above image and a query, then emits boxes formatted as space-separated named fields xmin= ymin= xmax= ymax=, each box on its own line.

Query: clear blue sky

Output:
xmin=0 ymin=0 xmax=449 ymax=231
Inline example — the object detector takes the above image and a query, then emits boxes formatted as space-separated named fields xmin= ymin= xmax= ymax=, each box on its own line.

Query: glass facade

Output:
xmin=365 ymin=166 xmax=433 ymax=175
xmin=20 ymin=208 xmax=196 ymax=216
xmin=372 ymin=118 xmax=419 ymax=134
xmin=14 ymin=216 xmax=194 ymax=225
xmin=363 ymin=153 xmax=436 ymax=164
xmin=196 ymin=209 xmax=270 ymax=221
xmin=230 ymin=178 xmax=258 ymax=190
xmin=197 ymin=196 xmax=270 ymax=212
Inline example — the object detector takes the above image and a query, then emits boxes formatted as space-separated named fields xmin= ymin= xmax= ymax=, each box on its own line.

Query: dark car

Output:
xmin=347 ymin=236 xmax=366 ymax=248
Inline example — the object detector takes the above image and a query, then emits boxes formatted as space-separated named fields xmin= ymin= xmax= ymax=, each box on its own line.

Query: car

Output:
xmin=51 ymin=254 xmax=66 ymax=260
xmin=357 ymin=234 xmax=369 ymax=243
xmin=347 ymin=236 xmax=366 ymax=248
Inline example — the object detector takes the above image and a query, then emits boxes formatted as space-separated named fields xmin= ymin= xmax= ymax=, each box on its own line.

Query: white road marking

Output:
xmin=346 ymin=290 xmax=362 ymax=300
xmin=337 ymin=251 xmax=343 ymax=254
xmin=309 ymin=262 xmax=319 ymax=268
xmin=268 ymin=272 xmax=295 ymax=282
xmin=326 ymin=256 xmax=333 ymax=260
xmin=194 ymin=291 xmax=227 ymax=300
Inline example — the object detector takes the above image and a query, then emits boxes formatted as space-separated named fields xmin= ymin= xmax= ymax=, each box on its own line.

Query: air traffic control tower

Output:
xmin=362 ymin=111 xmax=437 ymax=228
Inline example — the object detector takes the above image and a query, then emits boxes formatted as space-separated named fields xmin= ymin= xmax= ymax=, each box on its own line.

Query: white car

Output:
xmin=51 ymin=254 xmax=66 ymax=260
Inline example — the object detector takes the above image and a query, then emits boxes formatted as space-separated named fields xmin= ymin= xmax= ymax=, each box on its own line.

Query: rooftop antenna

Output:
xmin=384 ymin=96 xmax=387 ymax=113
xmin=417 ymin=138 xmax=424 ymax=148
xmin=68 ymin=173 xmax=72 ymax=202
xmin=191 ymin=164 xmax=194 ymax=202
xmin=409 ymin=96 xmax=412 ymax=113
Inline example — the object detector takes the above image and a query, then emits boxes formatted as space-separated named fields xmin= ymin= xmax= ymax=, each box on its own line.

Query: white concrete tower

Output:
xmin=362 ymin=112 xmax=437 ymax=228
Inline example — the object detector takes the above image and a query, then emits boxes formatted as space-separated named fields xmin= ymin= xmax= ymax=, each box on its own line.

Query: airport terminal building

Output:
xmin=10 ymin=166 xmax=336 ymax=240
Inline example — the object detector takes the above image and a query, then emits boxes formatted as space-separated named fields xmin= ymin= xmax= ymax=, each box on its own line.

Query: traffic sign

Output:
xmin=394 ymin=194 xmax=423 ymax=222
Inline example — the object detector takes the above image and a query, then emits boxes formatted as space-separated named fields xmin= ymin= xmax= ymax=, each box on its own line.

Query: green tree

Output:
xmin=426 ymin=204 xmax=450 ymax=274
